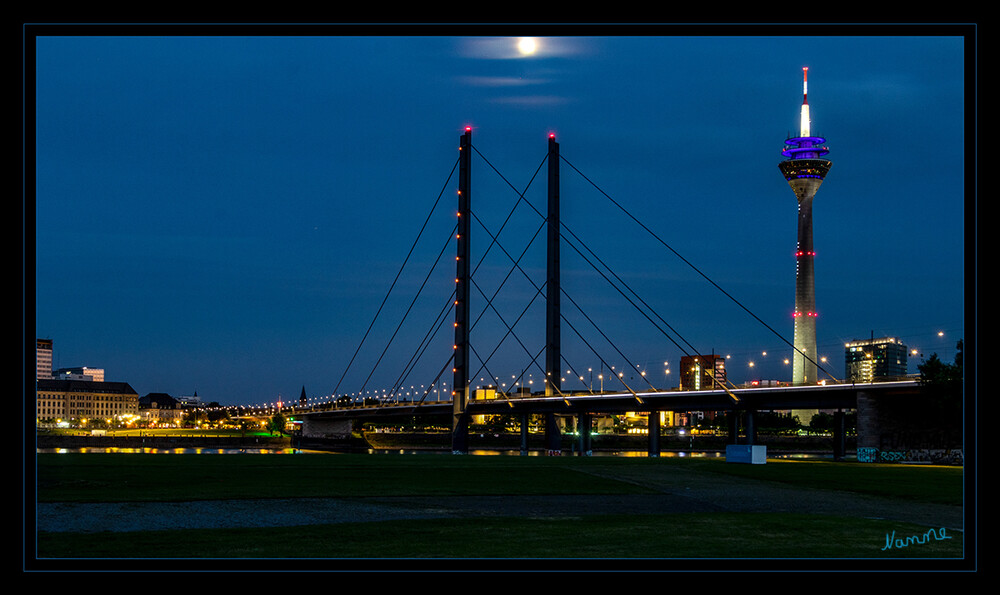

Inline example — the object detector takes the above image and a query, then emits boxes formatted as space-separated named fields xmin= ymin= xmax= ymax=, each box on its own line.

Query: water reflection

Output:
xmin=35 ymin=447 xmax=833 ymax=459
xmin=38 ymin=447 xmax=313 ymax=455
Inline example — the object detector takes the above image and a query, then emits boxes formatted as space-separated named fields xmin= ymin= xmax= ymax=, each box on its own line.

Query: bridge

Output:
xmin=291 ymin=128 xmax=927 ymax=460
xmin=291 ymin=380 xmax=921 ymax=459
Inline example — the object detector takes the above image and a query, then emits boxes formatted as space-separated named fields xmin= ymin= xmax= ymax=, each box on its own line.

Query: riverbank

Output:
xmin=33 ymin=430 xmax=852 ymax=454
xmin=360 ymin=430 xmax=852 ymax=454
xmin=35 ymin=433 xmax=294 ymax=450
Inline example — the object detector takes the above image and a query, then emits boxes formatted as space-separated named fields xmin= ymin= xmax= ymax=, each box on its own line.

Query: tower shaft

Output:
xmin=779 ymin=68 xmax=831 ymax=385
xmin=791 ymin=180 xmax=819 ymax=384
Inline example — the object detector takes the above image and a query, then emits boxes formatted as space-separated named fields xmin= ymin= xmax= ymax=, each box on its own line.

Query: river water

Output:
xmin=36 ymin=447 xmax=842 ymax=459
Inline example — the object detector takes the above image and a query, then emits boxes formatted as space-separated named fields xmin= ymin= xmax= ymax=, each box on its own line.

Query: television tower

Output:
xmin=779 ymin=67 xmax=831 ymax=385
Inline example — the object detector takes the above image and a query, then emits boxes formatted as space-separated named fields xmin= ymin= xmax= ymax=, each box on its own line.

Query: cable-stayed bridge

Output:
xmin=293 ymin=128 xmax=921 ymax=457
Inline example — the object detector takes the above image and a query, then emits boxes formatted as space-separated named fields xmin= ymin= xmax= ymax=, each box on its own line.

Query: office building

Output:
xmin=845 ymin=337 xmax=909 ymax=382
xmin=36 ymin=339 xmax=53 ymax=380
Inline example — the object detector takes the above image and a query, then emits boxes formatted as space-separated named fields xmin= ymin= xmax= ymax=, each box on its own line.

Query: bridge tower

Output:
xmin=452 ymin=127 xmax=472 ymax=453
xmin=545 ymin=133 xmax=561 ymax=398
xmin=779 ymin=67 xmax=831 ymax=385
xmin=544 ymin=133 xmax=563 ymax=453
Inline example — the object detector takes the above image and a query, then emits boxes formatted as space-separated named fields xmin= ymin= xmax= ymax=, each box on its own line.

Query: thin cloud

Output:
xmin=459 ymin=75 xmax=548 ymax=87
xmin=457 ymin=37 xmax=589 ymax=60
xmin=489 ymin=95 xmax=573 ymax=106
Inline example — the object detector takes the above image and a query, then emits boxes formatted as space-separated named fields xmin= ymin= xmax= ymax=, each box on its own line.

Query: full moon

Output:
xmin=517 ymin=37 xmax=538 ymax=55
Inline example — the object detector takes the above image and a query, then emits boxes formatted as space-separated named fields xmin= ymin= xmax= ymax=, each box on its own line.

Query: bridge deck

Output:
xmin=293 ymin=380 xmax=920 ymax=420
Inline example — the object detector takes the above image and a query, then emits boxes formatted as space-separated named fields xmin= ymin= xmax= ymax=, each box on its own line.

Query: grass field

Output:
xmin=31 ymin=453 xmax=968 ymax=567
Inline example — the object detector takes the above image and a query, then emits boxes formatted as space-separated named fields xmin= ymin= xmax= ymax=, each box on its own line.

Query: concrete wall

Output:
xmin=301 ymin=417 xmax=354 ymax=439
xmin=855 ymin=390 xmax=963 ymax=465
xmin=856 ymin=391 xmax=880 ymax=450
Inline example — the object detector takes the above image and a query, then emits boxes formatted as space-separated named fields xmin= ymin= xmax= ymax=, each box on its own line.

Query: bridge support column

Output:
xmin=833 ymin=409 xmax=846 ymax=461
xmin=577 ymin=412 xmax=592 ymax=456
xmin=727 ymin=411 xmax=738 ymax=445
xmin=520 ymin=413 xmax=529 ymax=456
xmin=648 ymin=412 xmax=660 ymax=457
xmin=745 ymin=410 xmax=756 ymax=445
xmin=856 ymin=391 xmax=879 ymax=458
xmin=545 ymin=413 xmax=561 ymax=455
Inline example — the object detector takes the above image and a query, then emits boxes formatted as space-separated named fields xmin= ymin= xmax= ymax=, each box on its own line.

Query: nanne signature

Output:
xmin=881 ymin=527 xmax=952 ymax=551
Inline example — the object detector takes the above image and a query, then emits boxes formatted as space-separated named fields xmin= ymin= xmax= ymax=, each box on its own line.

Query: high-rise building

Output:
xmin=36 ymin=339 xmax=53 ymax=380
xmin=845 ymin=337 xmax=909 ymax=382
xmin=779 ymin=67 xmax=832 ymax=385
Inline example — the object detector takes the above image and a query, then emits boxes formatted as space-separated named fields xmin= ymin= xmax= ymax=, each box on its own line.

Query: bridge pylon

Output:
xmin=452 ymin=127 xmax=472 ymax=454
xmin=544 ymin=134 xmax=563 ymax=455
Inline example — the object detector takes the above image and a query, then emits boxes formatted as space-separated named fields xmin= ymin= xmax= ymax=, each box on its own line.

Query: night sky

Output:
xmin=31 ymin=27 xmax=970 ymax=407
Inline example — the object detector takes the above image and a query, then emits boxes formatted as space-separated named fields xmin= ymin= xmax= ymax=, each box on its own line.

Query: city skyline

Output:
xmin=30 ymin=27 xmax=971 ymax=407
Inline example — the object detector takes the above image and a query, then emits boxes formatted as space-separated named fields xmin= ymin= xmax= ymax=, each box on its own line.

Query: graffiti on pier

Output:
xmin=857 ymin=447 xmax=962 ymax=465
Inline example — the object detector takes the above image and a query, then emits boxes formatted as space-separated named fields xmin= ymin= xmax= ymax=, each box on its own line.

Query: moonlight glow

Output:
xmin=517 ymin=37 xmax=538 ymax=55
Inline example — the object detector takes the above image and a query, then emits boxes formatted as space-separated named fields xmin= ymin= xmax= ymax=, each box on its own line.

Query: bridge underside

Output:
xmin=295 ymin=382 xmax=918 ymax=458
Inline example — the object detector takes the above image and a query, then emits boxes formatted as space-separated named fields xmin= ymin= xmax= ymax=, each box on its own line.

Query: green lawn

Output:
xmin=36 ymin=513 xmax=962 ymax=561
xmin=32 ymin=453 xmax=968 ymax=564
xmin=685 ymin=458 xmax=963 ymax=506
xmin=36 ymin=452 xmax=658 ymax=502
xmin=35 ymin=452 xmax=963 ymax=504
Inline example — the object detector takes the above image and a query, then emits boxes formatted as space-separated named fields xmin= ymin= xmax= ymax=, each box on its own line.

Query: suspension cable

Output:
xmin=332 ymin=155 xmax=460 ymax=398
xmin=385 ymin=289 xmax=456 ymax=404
xmin=560 ymin=155 xmax=835 ymax=383
xmin=357 ymin=222 xmax=457 ymax=397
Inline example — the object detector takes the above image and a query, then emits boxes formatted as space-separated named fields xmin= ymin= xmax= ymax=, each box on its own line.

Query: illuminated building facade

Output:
xmin=845 ymin=337 xmax=909 ymax=382
xmin=53 ymin=366 xmax=105 ymax=382
xmin=779 ymin=68 xmax=831 ymax=385
xmin=36 ymin=338 xmax=53 ymax=380
xmin=138 ymin=392 xmax=185 ymax=425
xmin=35 ymin=378 xmax=139 ymax=422
xmin=679 ymin=354 xmax=727 ymax=391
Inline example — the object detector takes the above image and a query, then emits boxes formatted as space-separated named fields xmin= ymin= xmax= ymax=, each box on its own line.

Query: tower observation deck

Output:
xmin=779 ymin=67 xmax=831 ymax=385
